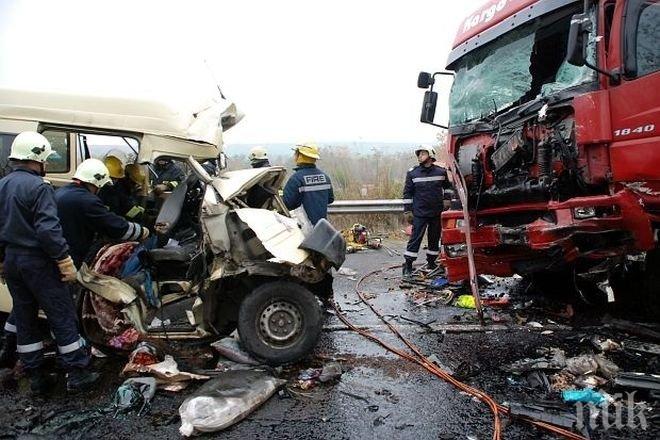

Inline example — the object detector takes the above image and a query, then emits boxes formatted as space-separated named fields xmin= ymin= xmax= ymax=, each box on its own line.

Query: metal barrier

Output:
xmin=328 ymin=199 xmax=405 ymax=214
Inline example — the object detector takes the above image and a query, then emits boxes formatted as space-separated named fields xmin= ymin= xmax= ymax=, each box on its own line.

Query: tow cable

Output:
xmin=331 ymin=265 xmax=586 ymax=440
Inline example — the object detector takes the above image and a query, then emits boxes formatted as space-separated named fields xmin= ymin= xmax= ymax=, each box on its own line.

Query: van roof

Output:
xmin=0 ymin=88 xmax=242 ymax=147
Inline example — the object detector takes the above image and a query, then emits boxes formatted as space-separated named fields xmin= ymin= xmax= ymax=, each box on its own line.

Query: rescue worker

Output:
xmin=99 ymin=149 xmax=145 ymax=222
xmin=56 ymin=159 xmax=150 ymax=267
xmin=0 ymin=132 xmax=99 ymax=393
xmin=402 ymin=145 xmax=451 ymax=279
xmin=248 ymin=146 xmax=271 ymax=168
xmin=282 ymin=143 xmax=334 ymax=225
xmin=152 ymin=157 xmax=184 ymax=195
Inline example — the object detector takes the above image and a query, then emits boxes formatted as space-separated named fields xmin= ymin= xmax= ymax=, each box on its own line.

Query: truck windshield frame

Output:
xmin=448 ymin=4 xmax=597 ymax=126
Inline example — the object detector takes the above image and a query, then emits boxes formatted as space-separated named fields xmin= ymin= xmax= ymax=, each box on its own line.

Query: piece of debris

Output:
xmin=541 ymin=330 xmax=554 ymax=335
xmin=178 ymin=369 xmax=286 ymax=436
xmin=623 ymin=340 xmax=660 ymax=356
xmin=574 ymin=374 xmax=608 ymax=389
xmin=525 ymin=371 xmax=550 ymax=391
xmin=565 ymin=355 xmax=599 ymax=376
xmin=526 ymin=321 xmax=543 ymax=329
xmin=430 ymin=276 xmax=449 ymax=290
xmin=211 ymin=337 xmax=260 ymax=366
xmin=455 ymin=295 xmax=476 ymax=309
xmin=590 ymin=336 xmax=622 ymax=352
xmin=319 ymin=362 xmax=343 ymax=383
xmin=614 ymin=372 xmax=660 ymax=393
xmin=108 ymin=327 xmax=140 ymax=350
xmin=108 ymin=377 xmax=157 ymax=417
xmin=508 ymin=402 xmax=577 ymax=429
xmin=123 ymin=355 xmax=210 ymax=387
xmin=562 ymin=388 xmax=606 ymax=405
xmin=550 ymin=371 xmax=576 ymax=391
xmin=594 ymin=354 xmax=620 ymax=379
xmin=605 ymin=318 xmax=660 ymax=342
xmin=504 ymin=348 xmax=566 ymax=373
xmin=128 ymin=341 xmax=160 ymax=366
xmin=337 ymin=267 xmax=358 ymax=277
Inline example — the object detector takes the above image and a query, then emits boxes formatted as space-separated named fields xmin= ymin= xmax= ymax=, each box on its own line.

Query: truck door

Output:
xmin=608 ymin=0 xmax=660 ymax=182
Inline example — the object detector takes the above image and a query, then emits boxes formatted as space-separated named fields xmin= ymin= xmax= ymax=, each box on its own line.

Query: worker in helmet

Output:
xmin=282 ymin=143 xmax=334 ymax=225
xmin=248 ymin=146 xmax=270 ymax=168
xmin=152 ymin=157 xmax=184 ymax=196
xmin=55 ymin=159 xmax=150 ymax=268
xmin=100 ymin=149 xmax=145 ymax=222
xmin=402 ymin=145 xmax=451 ymax=280
xmin=0 ymin=132 xmax=98 ymax=394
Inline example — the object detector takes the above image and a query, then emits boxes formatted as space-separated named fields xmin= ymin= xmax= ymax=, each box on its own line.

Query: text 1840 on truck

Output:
xmin=418 ymin=0 xmax=659 ymax=312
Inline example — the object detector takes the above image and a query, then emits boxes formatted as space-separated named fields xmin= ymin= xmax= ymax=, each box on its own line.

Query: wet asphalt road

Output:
xmin=1 ymin=239 xmax=658 ymax=439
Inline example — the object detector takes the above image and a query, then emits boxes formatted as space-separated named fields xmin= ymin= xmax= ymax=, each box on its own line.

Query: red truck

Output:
xmin=418 ymin=0 xmax=659 ymax=310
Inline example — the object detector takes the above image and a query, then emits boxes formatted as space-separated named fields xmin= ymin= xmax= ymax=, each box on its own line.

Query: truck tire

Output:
xmin=238 ymin=281 xmax=322 ymax=365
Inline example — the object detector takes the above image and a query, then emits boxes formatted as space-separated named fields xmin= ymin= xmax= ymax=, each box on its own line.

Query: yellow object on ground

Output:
xmin=455 ymin=295 xmax=476 ymax=309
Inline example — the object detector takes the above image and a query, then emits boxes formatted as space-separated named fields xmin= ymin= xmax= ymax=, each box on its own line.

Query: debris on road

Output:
xmin=211 ymin=337 xmax=260 ymax=366
xmin=108 ymin=377 xmax=157 ymax=416
xmin=508 ymin=402 xmax=577 ymax=429
xmin=455 ymin=295 xmax=476 ymax=309
xmin=179 ymin=369 xmax=286 ymax=436
xmin=504 ymin=347 xmax=566 ymax=373
xmin=123 ymin=355 xmax=210 ymax=389
xmin=561 ymin=388 xmax=607 ymax=405
xmin=337 ymin=267 xmax=358 ymax=277
xmin=614 ymin=372 xmax=660 ymax=395
xmin=296 ymin=361 xmax=344 ymax=389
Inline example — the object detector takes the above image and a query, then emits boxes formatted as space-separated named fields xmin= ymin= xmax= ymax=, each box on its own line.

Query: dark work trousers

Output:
xmin=404 ymin=216 xmax=441 ymax=263
xmin=3 ymin=248 xmax=89 ymax=371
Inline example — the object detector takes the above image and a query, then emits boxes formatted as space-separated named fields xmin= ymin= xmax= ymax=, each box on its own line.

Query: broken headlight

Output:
xmin=444 ymin=244 xmax=467 ymax=258
xmin=573 ymin=206 xmax=596 ymax=219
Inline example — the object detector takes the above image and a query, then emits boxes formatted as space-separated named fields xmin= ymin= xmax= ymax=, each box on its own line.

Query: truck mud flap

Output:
xmin=299 ymin=219 xmax=346 ymax=269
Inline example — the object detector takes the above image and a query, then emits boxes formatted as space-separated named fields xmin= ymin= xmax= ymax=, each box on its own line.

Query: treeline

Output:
xmin=228 ymin=146 xmax=419 ymax=200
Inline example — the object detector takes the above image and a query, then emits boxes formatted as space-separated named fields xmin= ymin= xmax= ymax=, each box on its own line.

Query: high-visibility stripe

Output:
xmin=17 ymin=341 xmax=44 ymax=353
xmin=121 ymin=222 xmax=136 ymax=240
xmin=404 ymin=251 xmax=418 ymax=258
xmin=58 ymin=338 xmax=83 ymax=354
xmin=412 ymin=176 xmax=445 ymax=183
xmin=426 ymin=250 xmax=440 ymax=256
xmin=402 ymin=199 xmax=413 ymax=204
xmin=4 ymin=322 xmax=16 ymax=333
xmin=299 ymin=184 xmax=332 ymax=193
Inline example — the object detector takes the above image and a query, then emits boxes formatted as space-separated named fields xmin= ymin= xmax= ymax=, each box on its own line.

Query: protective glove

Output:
xmin=140 ymin=226 xmax=150 ymax=241
xmin=0 ymin=261 xmax=5 ymax=285
xmin=57 ymin=256 xmax=78 ymax=283
xmin=404 ymin=211 xmax=414 ymax=224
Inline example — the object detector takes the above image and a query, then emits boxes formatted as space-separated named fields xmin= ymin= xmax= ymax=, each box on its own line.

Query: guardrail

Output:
xmin=328 ymin=199 xmax=405 ymax=214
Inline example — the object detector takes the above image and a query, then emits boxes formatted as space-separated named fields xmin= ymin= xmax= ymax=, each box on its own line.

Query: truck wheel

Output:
xmin=238 ymin=281 xmax=322 ymax=365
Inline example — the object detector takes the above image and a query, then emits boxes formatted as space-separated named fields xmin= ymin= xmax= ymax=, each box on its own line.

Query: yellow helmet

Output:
xmin=104 ymin=149 xmax=129 ymax=179
xmin=293 ymin=143 xmax=320 ymax=160
xmin=125 ymin=163 xmax=147 ymax=186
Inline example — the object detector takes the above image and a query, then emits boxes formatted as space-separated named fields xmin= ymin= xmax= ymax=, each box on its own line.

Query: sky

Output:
xmin=0 ymin=0 xmax=485 ymax=146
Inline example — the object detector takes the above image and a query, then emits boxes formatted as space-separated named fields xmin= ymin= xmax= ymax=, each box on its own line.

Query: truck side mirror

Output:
xmin=566 ymin=13 xmax=591 ymax=66
xmin=417 ymin=71 xmax=434 ymax=89
xmin=420 ymin=91 xmax=438 ymax=124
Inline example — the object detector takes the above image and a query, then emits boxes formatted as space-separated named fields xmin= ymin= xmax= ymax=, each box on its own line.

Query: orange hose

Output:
xmin=331 ymin=266 xmax=586 ymax=440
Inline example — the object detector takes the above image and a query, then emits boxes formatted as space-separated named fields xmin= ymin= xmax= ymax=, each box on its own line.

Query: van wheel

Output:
xmin=238 ymin=281 xmax=322 ymax=365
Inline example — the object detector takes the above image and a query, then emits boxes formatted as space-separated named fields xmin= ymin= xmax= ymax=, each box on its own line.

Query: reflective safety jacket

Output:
xmin=0 ymin=168 xmax=69 ymax=260
xmin=283 ymin=164 xmax=334 ymax=225
xmin=403 ymin=164 xmax=450 ymax=218
xmin=55 ymin=183 xmax=143 ymax=266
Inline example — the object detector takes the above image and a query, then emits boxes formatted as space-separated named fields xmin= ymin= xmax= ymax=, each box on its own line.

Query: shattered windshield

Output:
xmin=449 ymin=5 xmax=596 ymax=125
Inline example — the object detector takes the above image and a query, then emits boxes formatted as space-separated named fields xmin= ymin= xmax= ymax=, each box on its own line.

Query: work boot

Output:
xmin=402 ymin=258 xmax=414 ymax=281
xmin=0 ymin=334 xmax=17 ymax=369
xmin=66 ymin=368 xmax=100 ymax=393
xmin=29 ymin=368 xmax=58 ymax=396
xmin=426 ymin=257 xmax=438 ymax=271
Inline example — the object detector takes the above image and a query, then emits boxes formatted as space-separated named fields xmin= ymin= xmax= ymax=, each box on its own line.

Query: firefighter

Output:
xmin=0 ymin=132 xmax=99 ymax=393
xmin=55 ymin=159 xmax=150 ymax=267
xmin=283 ymin=143 xmax=334 ymax=225
xmin=100 ymin=149 xmax=145 ymax=222
xmin=152 ymin=157 xmax=184 ymax=195
xmin=248 ymin=146 xmax=271 ymax=168
xmin=402 ymin=145 xmax=451 ymax=279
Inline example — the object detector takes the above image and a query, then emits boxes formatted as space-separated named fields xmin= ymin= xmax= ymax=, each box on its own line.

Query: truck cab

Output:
xmin=418 ymin=0 xmax=659 ymax=302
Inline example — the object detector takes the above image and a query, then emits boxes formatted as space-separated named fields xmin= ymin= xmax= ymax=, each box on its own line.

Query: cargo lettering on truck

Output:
xmin=462 ymin=0 xmax=508 ymax=33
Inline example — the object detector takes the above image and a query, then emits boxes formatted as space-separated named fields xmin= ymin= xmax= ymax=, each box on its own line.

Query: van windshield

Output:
xmin=449 ymin=5 xmax=596 ymax=125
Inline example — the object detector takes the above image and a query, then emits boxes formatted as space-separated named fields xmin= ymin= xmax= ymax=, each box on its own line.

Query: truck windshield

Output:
xmin=449 ymin=6 xmax=596 ymax=125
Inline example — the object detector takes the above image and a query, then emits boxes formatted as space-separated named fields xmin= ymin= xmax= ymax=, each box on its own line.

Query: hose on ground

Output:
xmin=331 ymin=265 xmax=586 ymax=440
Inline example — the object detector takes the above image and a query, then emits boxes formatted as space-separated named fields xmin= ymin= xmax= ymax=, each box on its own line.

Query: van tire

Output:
xmin=238 ymin=281 xmax=322 ymax=366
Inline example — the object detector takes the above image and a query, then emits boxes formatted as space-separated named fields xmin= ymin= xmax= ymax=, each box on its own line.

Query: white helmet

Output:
xmin=73 ymin=158 xmax=113 ymax=188
xmin=248 ymin=146 xmax=268 ymax=162
xmin=9 ymin=131 xmax=53 ymax=163
xmin=414 ymin=145 xmax=436 ymax=160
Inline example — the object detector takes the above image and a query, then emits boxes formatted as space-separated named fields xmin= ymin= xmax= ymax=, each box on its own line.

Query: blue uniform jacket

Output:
xmin=0 ymin=168 xmax=69 ymax=260
xmin=55 ymin=183 xmax=143 ymax=266
xmin=283 ymin=164 xmax=334 ymax=225
xmin=403 ymin=164 xmax=450 ymax=218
